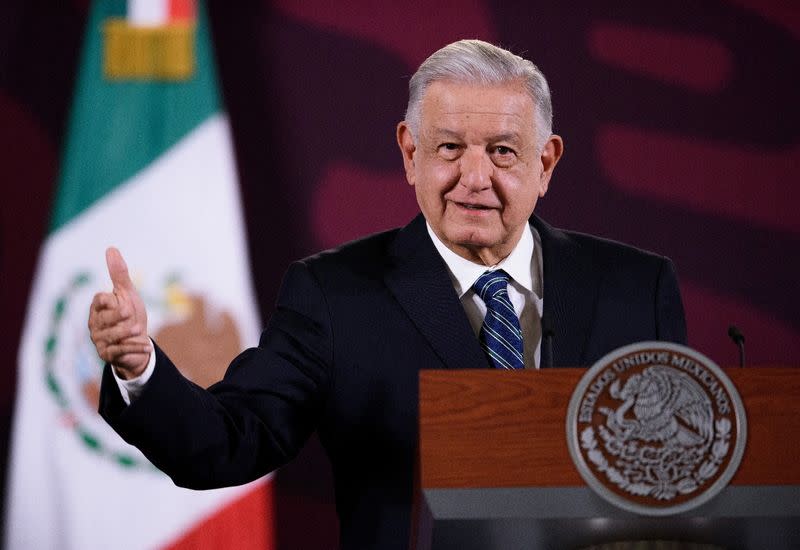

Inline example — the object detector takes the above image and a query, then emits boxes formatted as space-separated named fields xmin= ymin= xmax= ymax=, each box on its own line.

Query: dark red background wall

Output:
xmin=2 ymin=1 xmax=798 ymax=547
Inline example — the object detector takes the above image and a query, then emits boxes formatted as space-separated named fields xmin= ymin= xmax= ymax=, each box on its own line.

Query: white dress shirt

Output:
xmin=426 ymin=222 xmax=544 ymax=369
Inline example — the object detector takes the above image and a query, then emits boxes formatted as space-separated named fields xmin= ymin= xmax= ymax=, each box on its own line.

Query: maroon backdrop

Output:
xmin=2 ymin=1 xmax=798 ymax=547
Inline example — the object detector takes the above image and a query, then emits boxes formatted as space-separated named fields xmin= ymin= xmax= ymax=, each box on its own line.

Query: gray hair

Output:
xmin=405 ymin=40 xmax=553 ymax=149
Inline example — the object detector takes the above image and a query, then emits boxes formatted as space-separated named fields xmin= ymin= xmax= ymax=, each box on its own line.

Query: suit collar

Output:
xmin=385 ymin=214 xmax=488 ymax=370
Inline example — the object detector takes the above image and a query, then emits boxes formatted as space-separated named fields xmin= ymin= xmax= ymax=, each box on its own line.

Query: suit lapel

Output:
xmin=385 ymin=215 xmax=488 ymax=370
xmin=384 ymin=214 xmax=600 ymax=369
xmin=532 ymin=216 xmax=600 ymax=367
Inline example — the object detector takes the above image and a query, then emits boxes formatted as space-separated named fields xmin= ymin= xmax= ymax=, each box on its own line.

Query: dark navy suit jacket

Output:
xmin=100 ymin=214 xmax=687 ymax=549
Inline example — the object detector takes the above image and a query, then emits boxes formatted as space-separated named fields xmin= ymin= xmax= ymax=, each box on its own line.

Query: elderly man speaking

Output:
xmin=89 ymin=40 xmax=686 ymax=549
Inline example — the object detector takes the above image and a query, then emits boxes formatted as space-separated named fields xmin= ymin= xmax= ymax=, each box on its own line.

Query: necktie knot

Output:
xmin=473 ymin=269 xmax=512 ymax=302
xmin=473 ymin=270 xmax=524 ymax=370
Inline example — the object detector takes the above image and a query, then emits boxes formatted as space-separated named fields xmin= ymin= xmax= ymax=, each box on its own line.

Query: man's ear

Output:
xmin=397 ymin=122 xmax=417 ymax=186
xmin=538 ymin=134 xmax=564 ymax=197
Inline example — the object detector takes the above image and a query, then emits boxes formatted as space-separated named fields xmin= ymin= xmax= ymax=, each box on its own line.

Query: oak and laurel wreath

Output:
xmin=580 ymin=418 xmax=731 ymax=500
xmin=44 ymin=272 xmax=158 ymax=472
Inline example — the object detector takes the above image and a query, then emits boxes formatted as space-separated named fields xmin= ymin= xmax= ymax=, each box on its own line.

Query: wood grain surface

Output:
xmin=418 ymin=368 xmax=800 ymax=489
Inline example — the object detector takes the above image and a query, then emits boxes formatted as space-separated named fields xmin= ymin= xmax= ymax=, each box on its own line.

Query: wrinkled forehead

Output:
xmin=418 ymin=80 xmax=538 ymax=139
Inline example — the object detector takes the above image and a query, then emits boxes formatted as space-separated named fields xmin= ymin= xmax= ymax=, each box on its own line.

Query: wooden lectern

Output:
xmin=414 ymin=368 xmax=800 ymax=549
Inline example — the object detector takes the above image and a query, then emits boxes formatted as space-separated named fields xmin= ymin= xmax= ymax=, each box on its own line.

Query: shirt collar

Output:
xmin=426 ymin=222 xmax=535 ymax=298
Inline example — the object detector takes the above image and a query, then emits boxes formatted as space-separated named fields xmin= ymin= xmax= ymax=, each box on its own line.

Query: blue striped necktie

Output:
xmin=473 ymin=269 xmax=525 ymax=370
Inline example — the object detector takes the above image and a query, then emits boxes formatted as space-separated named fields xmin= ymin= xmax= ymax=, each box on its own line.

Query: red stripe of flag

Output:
xmin=169 ymin=0 xmax=196 ymax=22
xmin=163 ymin=483 xmax=274 ymax=550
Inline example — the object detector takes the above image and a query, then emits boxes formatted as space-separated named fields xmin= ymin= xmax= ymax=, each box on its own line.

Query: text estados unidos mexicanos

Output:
xmin=578 ymin=351 xmax=730 ymax=423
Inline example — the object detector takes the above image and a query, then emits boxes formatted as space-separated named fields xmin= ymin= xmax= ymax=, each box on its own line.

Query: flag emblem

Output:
xmin=43 ymin=267 xmax=244 ymax=470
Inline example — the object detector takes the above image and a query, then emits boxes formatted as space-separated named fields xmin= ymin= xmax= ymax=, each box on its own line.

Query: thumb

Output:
xmin=106 ymin=247 xmax=135 ymax=292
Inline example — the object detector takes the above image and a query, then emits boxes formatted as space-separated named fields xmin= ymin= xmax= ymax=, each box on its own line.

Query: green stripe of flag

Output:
xmin=50 ymin=0 xmax=220 ymax=232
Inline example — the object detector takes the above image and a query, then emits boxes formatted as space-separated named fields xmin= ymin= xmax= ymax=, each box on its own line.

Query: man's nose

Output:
xmin=459 ymin=148 xmax=492 ymax=191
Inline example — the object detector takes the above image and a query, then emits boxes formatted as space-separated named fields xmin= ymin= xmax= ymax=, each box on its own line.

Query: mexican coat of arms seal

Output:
xmin=566 ymin=342 xmax=747 ymax=515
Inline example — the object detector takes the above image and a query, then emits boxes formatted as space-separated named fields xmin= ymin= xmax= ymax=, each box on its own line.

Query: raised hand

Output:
xmin=88 ymin=247 xmax=151 ymax=379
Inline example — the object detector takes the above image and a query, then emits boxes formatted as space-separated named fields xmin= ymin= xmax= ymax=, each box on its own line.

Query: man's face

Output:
xmin=397 ymin=80 xmax=562 ymax=265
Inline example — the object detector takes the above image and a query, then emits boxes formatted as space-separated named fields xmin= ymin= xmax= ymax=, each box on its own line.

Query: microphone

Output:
xmin=727 ymin=325 xmax=746 ymax=368
xmin=541 ymin=315 xmax=555 ymax=368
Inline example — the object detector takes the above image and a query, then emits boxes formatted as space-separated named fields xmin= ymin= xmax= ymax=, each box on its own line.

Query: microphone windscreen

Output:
xmin=727 ymin=325 xmax=745 ymax=344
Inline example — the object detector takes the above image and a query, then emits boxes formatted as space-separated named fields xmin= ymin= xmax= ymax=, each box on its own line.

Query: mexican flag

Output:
xmin=5 ymin=1 xmax=273 ymax=548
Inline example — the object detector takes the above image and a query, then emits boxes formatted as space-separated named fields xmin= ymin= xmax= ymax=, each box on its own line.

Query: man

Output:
xmin=90 ymin=40 xmax=686 ymax=549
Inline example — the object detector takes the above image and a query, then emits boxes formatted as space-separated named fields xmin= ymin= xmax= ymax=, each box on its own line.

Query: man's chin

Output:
xmin=439 ymin=221 xmax=527 ymax=262
xmin=442 ymin=229 xmax=503 ymax=256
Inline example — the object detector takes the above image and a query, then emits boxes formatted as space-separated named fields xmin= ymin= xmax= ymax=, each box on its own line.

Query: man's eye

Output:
xmin=490 ymin=145 xmax=518 ymax=167
xmin=438 ymin=143 xmax=461 ymax=158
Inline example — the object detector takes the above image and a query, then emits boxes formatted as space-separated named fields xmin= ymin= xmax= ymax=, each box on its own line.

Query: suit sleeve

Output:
xmin=99 ymin=260 xmax=332 ymax=489
xmin=655 ymin=258 xmax=688 ymax=345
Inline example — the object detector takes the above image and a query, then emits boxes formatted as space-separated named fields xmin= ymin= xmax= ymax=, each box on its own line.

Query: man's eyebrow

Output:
xmin=488 ymin=132 xmax=522 ymax=143
xmin=427 ymin=129 xmax=523 ymax=143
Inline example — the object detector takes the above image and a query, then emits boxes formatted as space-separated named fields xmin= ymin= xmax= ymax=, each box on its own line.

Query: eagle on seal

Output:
xmin=600 ymin=365 xmax=714 ymax=449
